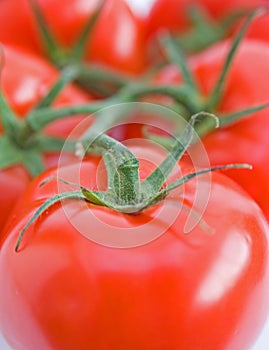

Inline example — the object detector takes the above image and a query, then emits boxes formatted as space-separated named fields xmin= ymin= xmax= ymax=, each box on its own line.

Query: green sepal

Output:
xmin=34 ymin=66 xmax=81 ymax=109
xmin=140 ymin=116 xmax=193 ymax=195
xmin=219 ymin=102 xmax=269 ymax=128
xmin=0 ymin=136 xmax=22 ymax=169
xmin=0 ymin=90 xmax=21 ymax=137
xmin=175 ymin=6 xmax=250 ymax=54
xmin=160 ymin=33 xmax=198 ymax=91
xmin=29 ymin=0 xmax=105 ymax=68
xmin=81 ymin=188 xmax=112 ymax=207
xmin=140 ymin=112 xmax=217 ymax=196
xmin=0 ymin=135 xmax=44 ymax=176
xmin=69 ymin=0 xmax=105 ymax=62
xmin=206 ymin=8 xmax=264 ymax=110
xmin=28 ymin=0 xmax=65 ymax=66
xmin=142 ymin=163 xmax=252 ymax=210
xmin=195 ymin=102 xmax=269 ymax=138
xmin=81 ymin=187 xmax=152 ymax=214
xmin=15 ymin=190 xmax=85 ymax=251
xmin=159 ymin=163 xmax=252 ymax=197
xmin=36 ymin=135 xmax=75 ymax=153
xmin=22 ymin=151 xmax=45 ymax=177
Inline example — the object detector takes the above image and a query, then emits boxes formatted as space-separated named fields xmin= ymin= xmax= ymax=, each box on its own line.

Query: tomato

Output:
xmin=153 ymin=39 xmax=269 ymax=221
xmin=0 ymin=0 xmax=146 ymax=74
xmin=0 ymin=45 xmax=90 ymax=231
xmin=146 ymin=0 xmax=269 ymax=53
xmin=0 ymin=142 xmax=269 ymax=350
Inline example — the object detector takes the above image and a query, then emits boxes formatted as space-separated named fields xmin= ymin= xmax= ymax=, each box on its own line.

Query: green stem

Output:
xmin=73 ymin=62 xmax=132 ymax=97
xmin=25 ymin=99 xmax=116 ymax=132
xmin=120 ymin=83 xmax=201 ymax=114
xmin=26 ymin=83 xmax=200 ymax=133
xmin=79 ymin=133 xmax=140 ymax=204
xmin=37 ymin=135 xmax=74 ymax=152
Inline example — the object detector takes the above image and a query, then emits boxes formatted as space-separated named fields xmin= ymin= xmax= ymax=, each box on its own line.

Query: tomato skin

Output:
xmin=0 ymin=0 xmax=146 ymax=74
xmin=0 ymin=147 xmax=269 ymax=350
xmin=153 ymin=39 xmax=269 ymax=221
xmin=0 ymin=166 xmax=31 ymax=234
xmin=0 ymin=45 xmax=90 ymax=232
xmin=86 ymin=0 xmax=146 ymax=74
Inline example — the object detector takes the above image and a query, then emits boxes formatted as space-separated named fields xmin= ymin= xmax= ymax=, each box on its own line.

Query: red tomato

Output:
xmin=146 ymin=0 xmax=269 ymax=48
xmin=0 ymin=0 xmax=146 ymax=74
xmin=0 ymin=45 xmax=90 ymax=231
xmin=154 ymin=39 xmax=269 ymax=220
xmin=0 ymin=143 xmax=269 ymax=349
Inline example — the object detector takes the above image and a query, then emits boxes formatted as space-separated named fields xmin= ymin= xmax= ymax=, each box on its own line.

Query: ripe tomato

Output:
xmin=153 ymin=39 xmax=269 ymax=221
xmin=0 ymin=0 xmax=146 ymax=74
xmin=0 ymin=45 xmax=90 ymax=231
xmin=0 ymin=143 xmax=269 ymax=349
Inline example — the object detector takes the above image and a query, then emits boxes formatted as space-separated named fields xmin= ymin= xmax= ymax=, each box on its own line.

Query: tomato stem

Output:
xmin=72 ymin=63 xmax=133 ymax=97
xmin=81 ymin=133 xmax=140 ymax=204
xmin=26 ymin=99 xmax=116 ymax=132
xmin=120 ymin=83 xmax=201 ymax=114
xmin=26 ymin=83 xmax=201 ymax=132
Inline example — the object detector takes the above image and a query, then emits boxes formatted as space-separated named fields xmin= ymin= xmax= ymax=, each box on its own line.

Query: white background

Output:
xmin=0 ymin=0 xmax=268 ymax=348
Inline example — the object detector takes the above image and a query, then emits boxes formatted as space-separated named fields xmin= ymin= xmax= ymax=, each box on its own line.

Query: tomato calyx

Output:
xmin=163 ymin=8 xmax=269 ymax=137
xmin=28 ymin=0 xmax=134 ymax=97
xmin=143 ymin=8 xmax=269 ymax=143
xmin=29 ymin=0 xmax=104 ymax=68
xmin=0 ymin=90 xmax=47 ymax=175
xmin=0 ymin=66 xmax=111 ymax=176
xmin=171 ymin=5 xmax=248 ymax=54
xmin=15 ymin=112 xmax=251 ymax=251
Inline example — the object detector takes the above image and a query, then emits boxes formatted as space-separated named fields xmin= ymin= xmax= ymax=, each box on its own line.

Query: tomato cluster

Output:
xmin=0 ymin=1 xmax=269 ymax=349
